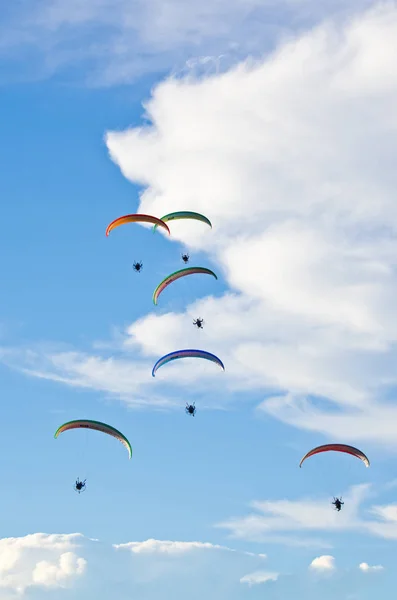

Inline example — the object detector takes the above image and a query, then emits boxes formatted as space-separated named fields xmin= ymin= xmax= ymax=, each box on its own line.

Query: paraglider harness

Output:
xmin=74 ymin=478 xmax=87 ymax=494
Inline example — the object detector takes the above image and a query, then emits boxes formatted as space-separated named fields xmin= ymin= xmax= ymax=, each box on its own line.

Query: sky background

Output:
xmin=0 ymin=0 xmax=397 ymax=598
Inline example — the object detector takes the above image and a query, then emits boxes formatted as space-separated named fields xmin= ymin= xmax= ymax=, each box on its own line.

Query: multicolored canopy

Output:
xmin=54 ymin=419 xmax=132 ymax=459
xmin=152 ymin=349 xmax=225 ymax=377
xmin=153 ymin=267 xmax=217 ymax=305
xmin=153 ymin=211 xmax=212 ymax=232
xmin=299 ymin=444 xmax=369 ymax=468
xmin=106 ymin=214 xmax=170 ymax=237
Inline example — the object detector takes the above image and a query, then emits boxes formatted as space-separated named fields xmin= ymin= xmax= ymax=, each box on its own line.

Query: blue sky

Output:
xmin=1 ymin=1 xmax=397 ymax=598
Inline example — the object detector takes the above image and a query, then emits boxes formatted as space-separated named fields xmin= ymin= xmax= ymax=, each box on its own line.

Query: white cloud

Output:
xmin=240 ymin=570 xmax=279 ymax=586
xmin=32 ymin=552 xmax=87 ymax=588
xmin=309 ymin=555 xmax=335 ymax=571
xmin=358 ymin=562 xmax=384 ymax=572
xmin=101 ymin=2 xmax=397 ymax=444
xmin=114 ymin=539 xmax=230 ymax=555
xmin=3 ymin=4 xmax=397 ymax=448
xmin=0 ymin=533 xmax=271 ymax=597
xmin=114 ymin=538 xmax=266 ymax=559
xmin=0 ymin=533 xmax=86 ymax=594
xmin=0 ymin=0 xmax=374 ymax=85
xmin=217 ymin=485 xmax=397 ymax=545
xmin=0 ymin=347 xmax=175 ymax=409
xmin=370 ymin=503 xmax=397 ymax=522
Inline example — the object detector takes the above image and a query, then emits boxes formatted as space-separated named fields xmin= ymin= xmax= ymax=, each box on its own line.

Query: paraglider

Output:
xmin=74 ymin=478 xmax=86 ymax=494
xmin=153 ymin=211 xmax=212 ymax=232
xmin=185 ymin=403 xmax=196 ymax=417
xmin=193 ymin=318 xmax=204 ymax=329
xmin=182 ymin=253 xmax=190 ymax=264
xmin=332 ymin=497 xmax=344 ymax=512
xmin=153 ymin=267 xmax=217 ymax=305
xmin=106 ymin=214 xmax=170 ymax=237
xmin=299 ymin=444 xmax=370 ymax=468
xmin=133 ymin=261 xmax=143 ymax=273
xmin=54 ymin=420 xmax=132 ymax=459
xmin=152 ymin=349 xmax=225 ymax=377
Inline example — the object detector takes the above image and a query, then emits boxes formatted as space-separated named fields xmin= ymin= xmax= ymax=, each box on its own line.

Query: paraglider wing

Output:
xmin=54 ymin=419 xmax=132 ymax=459
xmin=152 ymin=349 xmax=225 ymax=377
xmin=153 ymin=211 xmax=212 ymax=232
xmin=153 ymin=267 xmax=217 ymax=305
xmin=106 ymin=214 xmax=170 ymax=237
xmin=299 ymin=444 xmax=369 ymax=468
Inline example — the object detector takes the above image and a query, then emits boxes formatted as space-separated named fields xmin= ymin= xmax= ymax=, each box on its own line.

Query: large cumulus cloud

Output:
xmin=4 ymin=4 xmax=397 ymax=446
xmin=0 ymin=533 xmax=86 ymax=596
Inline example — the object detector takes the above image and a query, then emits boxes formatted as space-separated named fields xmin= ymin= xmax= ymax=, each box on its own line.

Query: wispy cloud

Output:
xmin=0 ymin=0 xmax=374 ymax=84
xmin=216 ymin=485 xmax=397 ymax=545
xmin=359 ymin=562 xmax=384 ymax=572
xmin=240 ymin=570 xmax=279 ymax=585
xmin=0 ymin=346 xmax=176 ymax=409
xmin=114 ymin=538 xmax=267 ymax=558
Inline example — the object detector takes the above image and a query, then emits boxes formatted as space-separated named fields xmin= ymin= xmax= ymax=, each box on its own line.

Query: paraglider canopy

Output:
xmin=299 ymin=444 xmax=370 ymax=468
xmin=152 ymin=349 xmax=225 ymax=377
xmin=153 ymin=267 xmax=217 ymax=305
xmin=153 ymin=211 xmax=212 ymax=232
xmin=54 ymin=419 xmax=132 ymax=459
xmin=106 ymin=214 xmax=170 ymax=237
